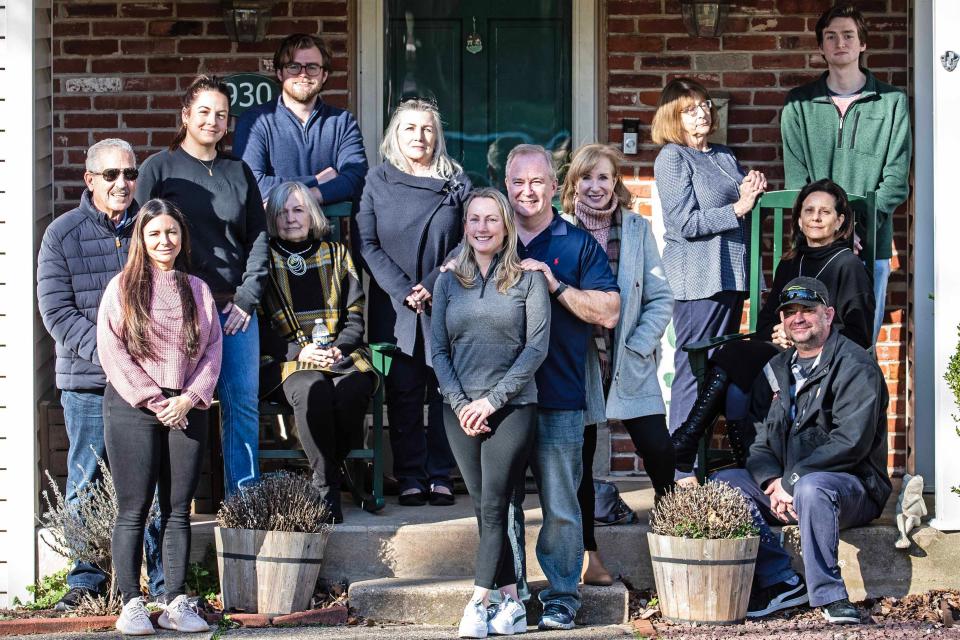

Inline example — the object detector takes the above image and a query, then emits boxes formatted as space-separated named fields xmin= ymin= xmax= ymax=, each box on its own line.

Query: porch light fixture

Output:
xmin=679 ymin=0 xmax=731 ymax=38
xmin=221 ymin=0 xmax=274 ymax=43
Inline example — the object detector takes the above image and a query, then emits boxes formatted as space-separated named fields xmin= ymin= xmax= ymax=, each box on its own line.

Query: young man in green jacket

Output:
xmin=780 ymin=3 xmax=912 ymax=343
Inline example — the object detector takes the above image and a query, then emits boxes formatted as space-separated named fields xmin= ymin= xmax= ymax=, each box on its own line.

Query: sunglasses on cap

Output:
xmin=89 ymin=168 xmax=139 ymax=181
xmin=779 ymin=286 xmax=827 ymax=307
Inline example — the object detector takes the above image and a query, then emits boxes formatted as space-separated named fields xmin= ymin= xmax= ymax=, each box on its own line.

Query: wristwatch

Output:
xmin=551 ymin=282 xmax=569 ymax=299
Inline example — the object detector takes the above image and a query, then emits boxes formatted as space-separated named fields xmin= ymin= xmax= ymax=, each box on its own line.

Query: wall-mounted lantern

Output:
xmin=679 ymin=0 xmax=731 ymax=38
xmin=222 ymin=0 xmax=274 ymax=43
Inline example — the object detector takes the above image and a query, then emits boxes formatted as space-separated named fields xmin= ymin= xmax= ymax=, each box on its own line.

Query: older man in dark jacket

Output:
xmin=37 ymin=138 xmax=163 ymax=608
xmin=714 ymin=277 xmax=890 ymax=626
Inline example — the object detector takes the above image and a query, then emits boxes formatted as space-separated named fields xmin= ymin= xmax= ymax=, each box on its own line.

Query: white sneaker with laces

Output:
xmin=116 ymin=597 xmax=155 ymax=636
xmin=458 ymin=598 xmax=489 ymax=638
xmin=157 ymin=594 xmax=209 ymax=633
xmin=488 ymin=594 xmax=526 ymax=635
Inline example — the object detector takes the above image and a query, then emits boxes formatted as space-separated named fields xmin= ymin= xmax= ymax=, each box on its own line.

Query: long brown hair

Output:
xmin=168 ymin=75 xmax=231 ymax=152
xmin=120 ymin=199 xmax=201 ymax=361
xmin=783 ymin=178 xmax=854 ymax=260
xmin=560 ymin=144 xmax=632 ymax=215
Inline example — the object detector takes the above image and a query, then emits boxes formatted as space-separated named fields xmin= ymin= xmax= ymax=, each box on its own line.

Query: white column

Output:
xmin=931 ymin=0 xmax=960 ymax=531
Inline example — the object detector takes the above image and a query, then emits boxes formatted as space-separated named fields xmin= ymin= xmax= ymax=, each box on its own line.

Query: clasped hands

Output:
xmin=298 ymin=343 xmax=343 ymax=368
xmin=156 ymin=395 xmax=194 ymax=430
xmin=765 ymin=477 xmax=797 ymax=522
xmin=457 ymin=397 xmax=496 ymax=437
xmin=405 ymin=284 xmax=432 ymax=314
xmin=734 ymin=170 xmax=767 ymax=217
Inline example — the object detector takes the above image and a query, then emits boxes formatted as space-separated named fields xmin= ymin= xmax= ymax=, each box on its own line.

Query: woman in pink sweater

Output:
xmin=97 ymin=199 xmax=221 ymax=636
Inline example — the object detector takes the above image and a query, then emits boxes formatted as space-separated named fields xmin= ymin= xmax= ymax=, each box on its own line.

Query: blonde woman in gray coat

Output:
xmin=561 ymin=144 xmax=675 ymax=585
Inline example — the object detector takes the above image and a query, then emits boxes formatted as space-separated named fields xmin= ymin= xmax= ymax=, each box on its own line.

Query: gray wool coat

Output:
xmin=579 ymin=209 xmax=674 ymax=423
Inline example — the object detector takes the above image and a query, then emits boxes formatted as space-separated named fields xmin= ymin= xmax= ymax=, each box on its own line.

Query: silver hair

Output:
xmin=85 ymin=138 xmax=136 ymax=172
xmin=264 ymin=181 xmax=331 ymax=239
xmin=379 ymin=99 xmax=462 ymax=180
xmin=505 ymin=144 xmax=557 ymax=182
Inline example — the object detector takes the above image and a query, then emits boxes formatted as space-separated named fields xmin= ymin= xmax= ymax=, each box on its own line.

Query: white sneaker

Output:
xmin=116 ymin=597 xmax=155 ymax=636
xmin=157 ymin=594 xmax=209 ymax=633
xmin=488 ymin=594 xmax=527 ymax=635
xmin=458 ymin=598 xmax=489 ymax=638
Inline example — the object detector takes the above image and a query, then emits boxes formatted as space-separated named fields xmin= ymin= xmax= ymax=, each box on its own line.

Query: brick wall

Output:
xmin=52 ymin=0 xmax=353 ymax=213
xmin=605 ymin=0 xmax=911 ymax=477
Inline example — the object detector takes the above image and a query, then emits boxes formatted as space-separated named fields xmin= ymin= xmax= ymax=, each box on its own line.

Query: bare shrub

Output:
xmin=650 ymin=481 xmax=758 ymax=539
xmin=74 ymin=590 xmax=122 ymax=616
xmin=217 ymin=471 xmax=333 ymax=534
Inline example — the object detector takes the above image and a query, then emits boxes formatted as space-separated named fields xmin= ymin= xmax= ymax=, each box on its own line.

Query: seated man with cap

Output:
xmin=713 ymin=276 xmax=891 ymax=625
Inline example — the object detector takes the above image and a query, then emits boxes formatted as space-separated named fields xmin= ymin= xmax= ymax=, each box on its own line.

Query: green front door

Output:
xmin=385 ymin=1 xmax=572 ymax=188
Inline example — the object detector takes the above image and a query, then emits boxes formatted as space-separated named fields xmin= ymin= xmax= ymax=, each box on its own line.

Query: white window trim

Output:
xmin=357 ymin=0 xmax=598 ymax=168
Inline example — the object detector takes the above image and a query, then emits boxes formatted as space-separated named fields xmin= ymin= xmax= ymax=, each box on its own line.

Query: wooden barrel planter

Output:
xmin=647 ymin=532 xmax=759 ymax=625
xmin=215 ymin=526 xmax=330 ymax=615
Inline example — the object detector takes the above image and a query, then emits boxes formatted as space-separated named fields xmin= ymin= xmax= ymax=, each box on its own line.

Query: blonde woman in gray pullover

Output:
xmin=431 ymin=188 xmax=550 ymax=638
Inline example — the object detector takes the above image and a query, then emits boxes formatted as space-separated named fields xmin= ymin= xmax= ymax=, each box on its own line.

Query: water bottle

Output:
xmin=312 ymin=321 xmax=333 ymax=348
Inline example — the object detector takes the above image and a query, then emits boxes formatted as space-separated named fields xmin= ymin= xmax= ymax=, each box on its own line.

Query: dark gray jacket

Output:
xmin=356 ymin=162 xmax=471 ymax=358
xmin=747 ymin=330 xmax=891 ymax=511
xmin=37 ymin=191 xmax=136 ymax=390
xmin=431 ymin=268 xmax=550 ymax=414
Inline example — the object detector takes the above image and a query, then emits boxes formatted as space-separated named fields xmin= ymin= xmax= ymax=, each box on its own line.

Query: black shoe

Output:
xmin=671 ymin=367 xmax=729 ymax=472
xmin=54 ymin=586 xmax=98 ymax=611
xmin=398 ymin=490 xmax=427 ymax=506
xmin=726 ymin=419 xmax=755 ymax=468
xmin=429 ymin=487 xmax=455 ymax=506
xmin=746 ymin=577 xmax=809 ymax=618
xmin=821 ymin=598 xmax=860 ymax=624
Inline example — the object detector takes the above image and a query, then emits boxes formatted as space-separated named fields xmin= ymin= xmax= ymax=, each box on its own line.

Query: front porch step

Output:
xmin=347 ymin=577 xmax=629 ymax=626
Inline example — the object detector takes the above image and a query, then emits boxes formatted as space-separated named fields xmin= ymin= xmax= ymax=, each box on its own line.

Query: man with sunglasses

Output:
xmin=37 ymin=138 xmax=165 ymax=609
xmin=234 ymin=33 xmax=368 ymax=205
xmin=714 ymin=277 xmax=891 ymax=625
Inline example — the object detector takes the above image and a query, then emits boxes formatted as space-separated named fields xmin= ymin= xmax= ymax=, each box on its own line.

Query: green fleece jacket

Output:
xmin=781 ymin=69 xmax=912 ymax=260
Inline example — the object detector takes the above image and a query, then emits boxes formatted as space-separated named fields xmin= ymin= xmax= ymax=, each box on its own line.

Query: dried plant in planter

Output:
xmin=217 ymin=471 xmax=333 ymax=534
xmin=650 ymin=480 xmax=758 ymax=539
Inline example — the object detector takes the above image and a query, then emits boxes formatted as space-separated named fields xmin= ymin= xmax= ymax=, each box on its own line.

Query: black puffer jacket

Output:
xmin=37 ymin=191 xmax=135 ymax=390
xmin=747 ymin=330 xmax=891 ymax=511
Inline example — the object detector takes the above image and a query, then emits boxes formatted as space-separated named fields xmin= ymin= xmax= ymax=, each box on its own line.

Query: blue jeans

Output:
xmin=508 ymin=409 xmax=584 ymax=616
xmin=61 ymin=390 xmax=164 ymax=596
xmin=217 ymin=311 xmax=261 ymax=496
xmin=714 ymin=468 xmax=879 ymax=607
xmin=873 ymin=258 xmax=890 ymax=344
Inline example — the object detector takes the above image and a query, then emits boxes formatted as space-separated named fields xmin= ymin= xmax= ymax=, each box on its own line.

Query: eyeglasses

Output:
xmin=680 ymin=100 xmax=713 ymax=117
xmin=283 ymin=62 xmax=326 ymax=77
xmin=90 ymin=168 xmax=139 ymax=181
xmin=779 ymin=286 xmax=827 ymax=308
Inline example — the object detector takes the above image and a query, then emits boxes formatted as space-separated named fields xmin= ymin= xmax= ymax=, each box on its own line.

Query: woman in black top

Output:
xmin=671 ymin=179 xmax=875 ymax=472
xmin=135 ymin=75 xmax=270 ymax=497
xmin=356 ymin=99 xmax=471 ymax=506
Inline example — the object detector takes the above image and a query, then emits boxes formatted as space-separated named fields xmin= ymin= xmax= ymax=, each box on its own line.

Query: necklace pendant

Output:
xmin=207 ymin=168 xmax=213 ymax=176
xmin=287 ymin=254 xmax=307 ymax=276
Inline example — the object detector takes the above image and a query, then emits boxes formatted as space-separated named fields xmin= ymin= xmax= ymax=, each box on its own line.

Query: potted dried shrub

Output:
xmin=215 ymin=471 xmax=333 ymax=615
xmin=648 ymin=481 xmax=759 ymax=625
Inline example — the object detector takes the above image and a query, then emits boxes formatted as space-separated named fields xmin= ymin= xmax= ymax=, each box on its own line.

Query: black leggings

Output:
xmin=579 ymin=415 xmax=674 ymax=551
xmin=278 ymin=370 xmax=375 ymax=497
xmin=443 ymin=404 xmax=536 ymax=589
xmin=103 ymin=384 xmax=207 ymax=603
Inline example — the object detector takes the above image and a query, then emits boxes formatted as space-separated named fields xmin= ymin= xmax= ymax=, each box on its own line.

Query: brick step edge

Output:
xmin=0 ymin=605 xmax=347 ymax=636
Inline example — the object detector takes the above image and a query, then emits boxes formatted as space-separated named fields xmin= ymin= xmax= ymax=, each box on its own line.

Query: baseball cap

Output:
xmin=777 ymin=276 xmax=830 ymax=312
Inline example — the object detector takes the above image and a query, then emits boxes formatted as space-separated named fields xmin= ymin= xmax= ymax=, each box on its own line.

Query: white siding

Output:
xmin=0 ymin=0 xmax=52 ymax=606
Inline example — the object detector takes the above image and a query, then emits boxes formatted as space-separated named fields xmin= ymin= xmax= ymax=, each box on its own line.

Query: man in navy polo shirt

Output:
xmin=506 ymin=144 xmax=620 ymax=630
xmin=233 ymin=33 xmax=368 ymax=205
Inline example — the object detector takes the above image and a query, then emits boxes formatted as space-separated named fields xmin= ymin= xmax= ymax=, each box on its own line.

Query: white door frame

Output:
xmin=356 ymin=0 xmax=598 ymax=169
xmin=930 ymin=0 xmax=960 ymax=530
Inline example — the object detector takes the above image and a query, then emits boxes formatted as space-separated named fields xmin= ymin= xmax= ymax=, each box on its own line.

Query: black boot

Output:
xmin=726 ymin=419 xmax=755 ymax=468
xmin=671 ymin=367 xmax=729 ymax=472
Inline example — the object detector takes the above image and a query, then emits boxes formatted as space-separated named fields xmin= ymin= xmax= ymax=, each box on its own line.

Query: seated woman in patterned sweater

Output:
xmin=258 ymin=181 xmax=376 ymax=523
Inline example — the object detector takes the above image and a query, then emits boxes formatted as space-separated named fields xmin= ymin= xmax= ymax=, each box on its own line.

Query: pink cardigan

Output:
xmin=97 ymin=269 xmax=222 ymax=413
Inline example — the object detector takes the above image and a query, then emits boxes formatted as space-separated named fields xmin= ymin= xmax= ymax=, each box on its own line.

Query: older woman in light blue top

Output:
xmin=652 ymin=78 xmax=766 ymax=469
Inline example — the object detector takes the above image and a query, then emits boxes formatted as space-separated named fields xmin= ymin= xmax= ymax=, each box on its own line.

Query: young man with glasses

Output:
xmin=780 ymin=2 xmax=912 ymax=343
xmin=713 ymin=277 xmax=891 ymax=625
xmin=37 ymin=138 xmax=165 ymax=609
xmin=234 ymin=33 xmax=368 ymax=205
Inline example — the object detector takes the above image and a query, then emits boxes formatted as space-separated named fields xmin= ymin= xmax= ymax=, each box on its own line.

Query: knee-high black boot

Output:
xmin=726 ymin=419 xmax=756 ymax=468
xmin=671 ymin=367 xmax=729 ymax=472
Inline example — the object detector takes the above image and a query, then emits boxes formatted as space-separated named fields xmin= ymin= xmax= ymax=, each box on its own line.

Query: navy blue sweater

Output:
xmin=233 ymin=97 xmax=368 ymax=203
xmin=37 ymin=191 xmax=136 ymax=390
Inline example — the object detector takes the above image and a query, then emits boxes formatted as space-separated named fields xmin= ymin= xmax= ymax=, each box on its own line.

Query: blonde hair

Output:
xmin=651 ymin=78 xmax=718 ymax=146
xmin=380 ymin=99 xmax=462 ymax=180
xmin=560 ymin=144 xmax=632 ymax=215
xmin=264 ymin=181 xmax=331 ymax=239
xmin=453 ymin=188 xmax=523 ymax=294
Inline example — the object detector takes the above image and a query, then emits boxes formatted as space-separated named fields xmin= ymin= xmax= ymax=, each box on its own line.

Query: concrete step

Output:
xmin=347 ymin=577 xmax=629 ymax=626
